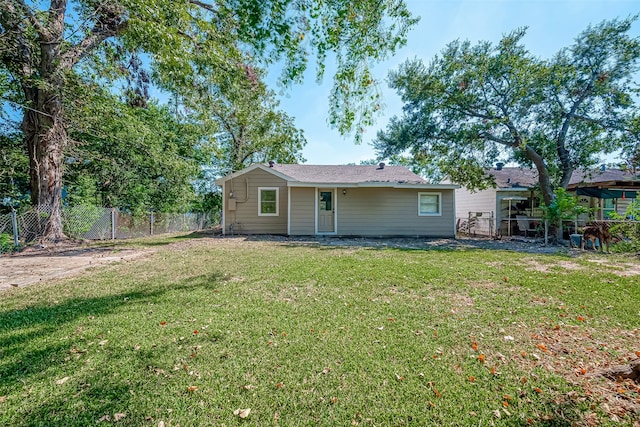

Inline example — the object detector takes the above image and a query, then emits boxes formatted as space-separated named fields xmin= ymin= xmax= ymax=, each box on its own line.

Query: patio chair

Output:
xmin=516 ymin=215 xmax=532 ymax=237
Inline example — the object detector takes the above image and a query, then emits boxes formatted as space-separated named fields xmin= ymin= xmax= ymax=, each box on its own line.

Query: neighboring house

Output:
xmin=454 ymin=165 xmax=640 ymax=237
xmin=214 ymin=163 xmax=459 ymax=237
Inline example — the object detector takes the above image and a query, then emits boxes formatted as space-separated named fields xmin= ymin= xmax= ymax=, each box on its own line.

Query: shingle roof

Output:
xmin=487 ymin=167 xmax=640 ymax=189
xmin=270 ymin=164 xmax=428 ymax=184
xmin=488 ymin=168 xmax=538 ymax=188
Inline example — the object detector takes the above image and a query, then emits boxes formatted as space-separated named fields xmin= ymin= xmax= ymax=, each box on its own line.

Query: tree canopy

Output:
xmin=0 ymin=0 xmax=417 ymax=239
xmin=374 ymin=16 xmax=640 ymax=206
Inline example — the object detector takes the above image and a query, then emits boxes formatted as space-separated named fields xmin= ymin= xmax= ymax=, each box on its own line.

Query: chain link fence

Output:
xmin=0 ymin=205 xmax=219 ymax=253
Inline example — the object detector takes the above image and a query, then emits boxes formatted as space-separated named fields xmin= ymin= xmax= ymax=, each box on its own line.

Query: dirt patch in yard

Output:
xmin=0 ymin=243 xmax=150 ymax=291
xmin=2 ymin=234 xmax=639 ymax=291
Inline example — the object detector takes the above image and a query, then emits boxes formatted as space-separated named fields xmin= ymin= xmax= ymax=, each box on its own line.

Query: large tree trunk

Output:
xmin=523 ymin=145 xmax=554 ymax=206
xmin=22 ymin=84 xmax=66 ymax=241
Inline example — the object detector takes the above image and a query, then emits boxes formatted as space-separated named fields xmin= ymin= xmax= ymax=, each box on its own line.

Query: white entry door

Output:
xmin=318 ymin=189 xmax=335 ymax=233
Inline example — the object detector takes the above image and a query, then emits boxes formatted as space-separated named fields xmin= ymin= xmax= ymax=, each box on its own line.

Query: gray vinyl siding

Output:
xmin=336 ymin=188 xmax=455 ymax=237
xmin=221 ymin=168 xmax=287 ymax=234
xmin=289 ymin=187 xmax=315 ymax=235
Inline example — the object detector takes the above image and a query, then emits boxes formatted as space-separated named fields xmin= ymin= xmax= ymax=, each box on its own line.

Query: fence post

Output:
xmin=111 ymin=208 xmax=116 ymax=240
xmin=11 ymin=208 xmax=19 ymax=248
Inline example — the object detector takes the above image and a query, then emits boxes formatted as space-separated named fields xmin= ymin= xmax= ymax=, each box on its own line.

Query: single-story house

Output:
xmin=454 ymin=165 xmax=639 ymax=237
xmin=214 ymin=163 xmax=459 ymax=237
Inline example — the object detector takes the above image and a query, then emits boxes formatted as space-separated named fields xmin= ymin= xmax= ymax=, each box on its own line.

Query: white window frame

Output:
xmin=418 ymin=192 xmax=442 ymax=216
xmin=258 ymin=187 xmax=279 ymax=216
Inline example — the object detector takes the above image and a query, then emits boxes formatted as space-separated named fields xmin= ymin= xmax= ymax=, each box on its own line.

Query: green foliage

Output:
xmin=180 ymin=80 xmax=307 ymax=174
xmin=0 ymin=131 xmax=29 ymax=204
xmin=540 ymin=188 xmax=590 ymax=237
xmin=0 ymin=232 xmax=14 ymax=253
xmin=190 ymin=191 xmax=222 ymax=214
xmin=541 ymin=188 xmax=589 ymax=223
xmin=118 ymin=0 xmax=417 ymax=141
xmin=608 ymin=199 xmax=640 ymax=252
xmin=375 ymin=17 xmax=640 ymax=205
xmin=64 ymin=81 xmax=206 ymax=214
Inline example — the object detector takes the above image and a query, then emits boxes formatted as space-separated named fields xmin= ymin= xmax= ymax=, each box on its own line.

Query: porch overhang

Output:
xmin=575 ymin=187 xmax=637 ymax=199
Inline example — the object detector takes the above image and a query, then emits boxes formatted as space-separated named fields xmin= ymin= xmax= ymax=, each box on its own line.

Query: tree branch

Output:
xmin=46 ymin=0 xmax=66 ymax=42
xmin=479 ymin=131 xmax=514 ymax=147
xmin=188 ymin=0 xmax=220 ymax=15
xmin=59 ymin=20 xmax=128 ymax=71
xmin=11 ymin=0 xmax=52 ymax=39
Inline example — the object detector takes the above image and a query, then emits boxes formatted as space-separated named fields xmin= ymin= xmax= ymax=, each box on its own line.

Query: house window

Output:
xmin=602 ymin=198 xmax=615 ymax=219
xmin=418 ymin=192 xmax=441 ymax=216
xmin=258 ymin=187 xmax=279 ymax=216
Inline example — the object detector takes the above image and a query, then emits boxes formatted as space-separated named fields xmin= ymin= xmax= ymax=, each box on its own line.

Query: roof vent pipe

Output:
xmin=600 ymin=164 xmax=606 ymax=171
xmin=268 ymin=160 xmax=275 ymax=167
xmin=495 ymin=162 xmax=504 ymax=170
xmin=378 ymin=162 xmax=385 ymax=170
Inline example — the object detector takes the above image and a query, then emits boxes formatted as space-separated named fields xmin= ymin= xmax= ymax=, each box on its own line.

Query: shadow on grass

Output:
xmin=122 ymin=229 xmax=221 ymax=248
xmin=0 ymin=272 xmax=225 ymax=426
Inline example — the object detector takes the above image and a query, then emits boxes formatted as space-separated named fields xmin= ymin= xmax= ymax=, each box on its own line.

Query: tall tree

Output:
xmin=0 ymin=0 xmax=417 ymax=240
xmin=183 ymin=78 xmax=306 ymax=174
xmin=64 ymin=81 xmax=207 ymax=214
xmin=375 ymin=17 xmax=640 ymax=206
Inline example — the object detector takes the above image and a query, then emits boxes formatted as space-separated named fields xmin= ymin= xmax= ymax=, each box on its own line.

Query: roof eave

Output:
xmin=286 ymin=182 xmax=457 ymax=189
xmin=214 ymin=163 xmax=296 ymax=185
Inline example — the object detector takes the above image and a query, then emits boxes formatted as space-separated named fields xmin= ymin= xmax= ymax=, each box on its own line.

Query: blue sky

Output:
xmin=271 ymin=0 xmax=640 ymax=165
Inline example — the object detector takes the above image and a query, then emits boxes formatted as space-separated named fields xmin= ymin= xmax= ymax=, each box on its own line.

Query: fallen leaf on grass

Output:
xmin=56 ymin=377 xmax=70 ymax=385
xmin=504 ymin=335 xmax=514 ymax=341
xmin=635 ymin=351 xmax=640 ymax=357
xmin=187 ymin=386 xmax=198 ymax=392
xmin=533 ymin=387 xmax=542 ymax=394
xmin=478 ymin=354 xmax=485 ymax=363
xmin=395 ymin=374 xmax=405 ymax=381
xmin=330 ymin=397 xmax=338 ymax=404
xmin=471 ymin=341 xmax=478 ymax=351
xmin=159 ymin=321 xmax=167 ymax=326
xmin=98 ymin=415 xmax=111 ymax=422
xmin=537 ymin=343 xmax=549 ymax=353
xmin=113 ymin=413 xmax=126 ymax=422
xmin=468 ymin=376 xmax=475 ymax=382
xmin=0 ymin=396 xmax=6 ymax=403
xmin=233 ymin=408 xmax=251 ymax=418
xmin=577 ymin=316 xmax=586 ymax=322
xmin=275 ymin=382 xmax=284 ymax=388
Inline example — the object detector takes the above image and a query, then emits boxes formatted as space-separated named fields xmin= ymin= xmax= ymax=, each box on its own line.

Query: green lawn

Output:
xmin=1 ymin=235 xmax=639 ymax=426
